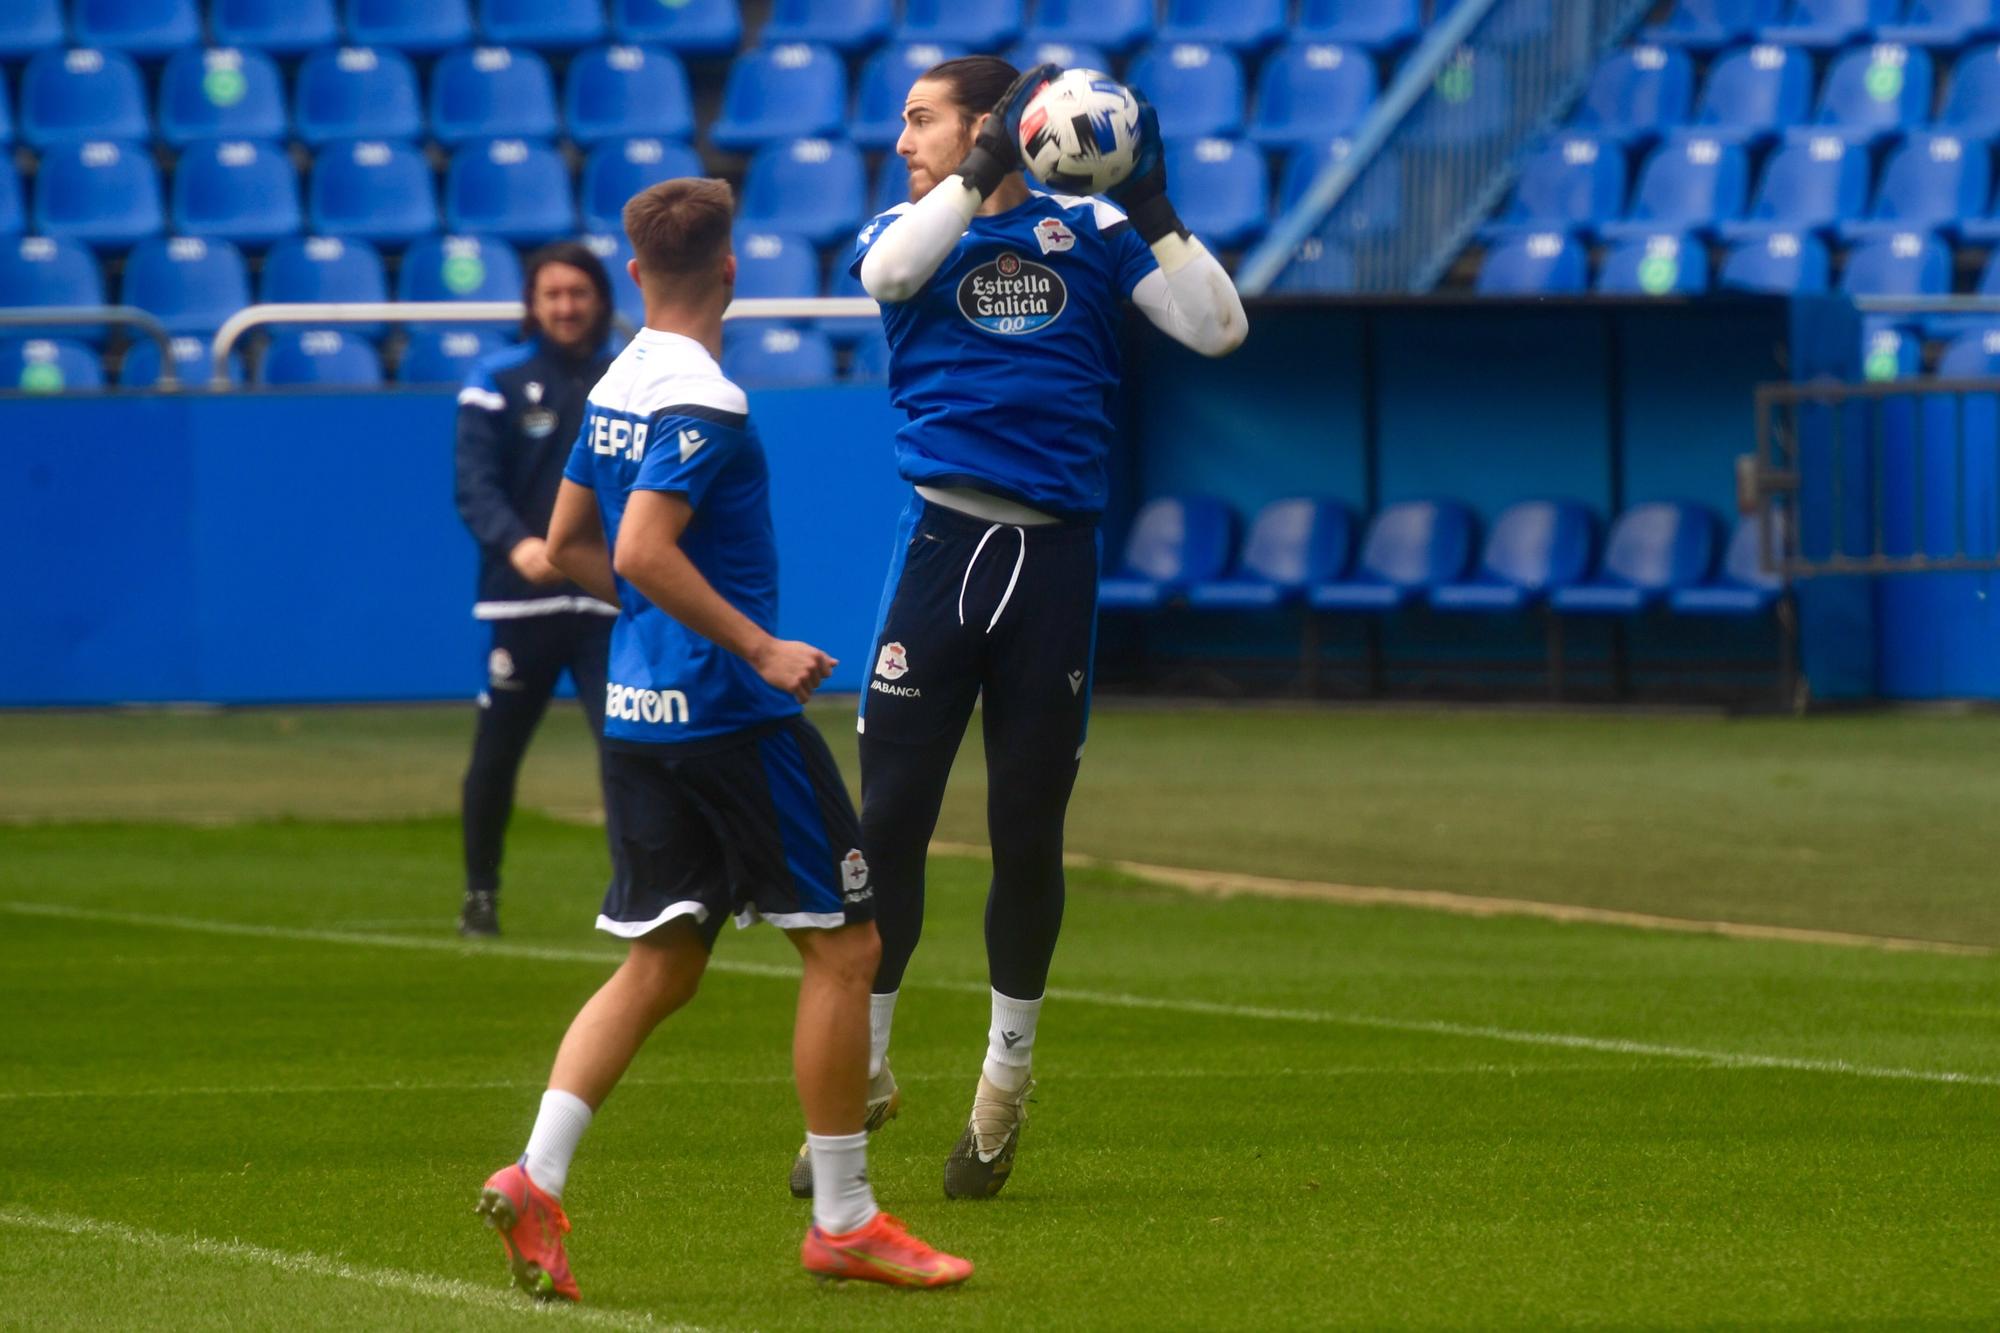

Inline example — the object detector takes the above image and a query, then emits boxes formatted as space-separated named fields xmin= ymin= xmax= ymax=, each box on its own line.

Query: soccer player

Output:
xmin=786 ymin=58 xmax=1248 ymax=1200
xmin=453 ymin=243 xmax=618 ymax=938
xmin=474 ymin=178 xmax=970 ymax=1301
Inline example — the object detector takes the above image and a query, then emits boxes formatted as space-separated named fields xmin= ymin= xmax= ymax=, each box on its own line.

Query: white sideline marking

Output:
xmin=0 ymin=1205 xmax=691 ymax=1331
xmin=5 ymin=900 xmax=1996 ymax=1090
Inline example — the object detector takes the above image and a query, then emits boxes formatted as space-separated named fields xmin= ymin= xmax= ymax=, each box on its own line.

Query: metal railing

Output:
xmin=0 ymin=306 xmax=180 ymax=389
xmin=1239 ymin=0 xmax=1652 ymax=296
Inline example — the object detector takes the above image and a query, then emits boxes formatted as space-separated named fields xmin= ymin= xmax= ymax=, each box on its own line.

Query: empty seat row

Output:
xmin=1475 ymin=226 xmax=1973 ymax=296
xmin=1648 ymin=0 xmax=2000 ymax=50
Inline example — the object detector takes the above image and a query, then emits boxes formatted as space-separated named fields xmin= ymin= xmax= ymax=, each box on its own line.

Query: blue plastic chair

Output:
xmin=1758 ymin=0 xmax=1899 ymax=46
xmin=1023 ymin=0 xmax=1151 ymax=53
xmin=723 ymin=325 xmax=837 ymax=386
xmin=1690 ymin=42 xmax=1812 ymax=146
xmin=565 ymin=45 xmax=694 ymax=146
xmin=1248 ymin=44 xmax=1377 ymax=148
xmin=817 ymin=262 xmax=877 ymax=346
xmin=1269 ymin=238 xmax=1355 ymax=293
xmin=1597 ymin=233 xmax=1711 ymax=294
xmin=1571 ymin=44 xmax=1695 ymax=146
xmin=1551 ymin=502 xmax=1718 ymax=614
xmin=400 ymin=328 xmax=503 ymax=385
xmin=1843 ymin=132 xmax=1989 ymax=243
xmin=1716 ymin=131 xmax=1868 ymax=241
xmin=1157 ymin=0 xmax=1286 ymax=52
xmin=72 ymin=0 xmax=200 ymax=57
xmin=733 ymin=228 xmax=821 ymax=303
xmin=1813 ymin=43 xmax=1933 ymax=145
xmin=1307 ymin=501 xmax=1475 ymax=611
xmin=1297 ymin=0 xmax=1423 ymax=50
xmin=158 ymin=48 xmax=288 ymax=147
xmin=212 ymin=0 xmax=340 ymax=53
xmin=580 ymin=230 xmax=645 ymax=329
xmin=610 ymin=0 xmax=742 ymax=54
xmin=1717 ymin=230 xmax=1832 ymax=292
xmin=430 ymin=47 xmax=560 ymax=146
xmin=1430 ymin=501 xmax=1595 ymax=612
xmin=0 ymin=161 xmax=21 ymax=235
xmin=763 ymin=0 xmax=893 ymax=51
xmin=1840 ymin=231 xmax=1952 ymax=296
xmin=1860 ymin=321 xmax=1922 ymax=378
xmin=1647 ymin=0 xmax=1786 ymax=48
xmin=1186 ymin=499 xmax=1352 ymax=610
xmin=294 ymin=47 xmax=425 ymax=146
xmin=35 ymin=140 xmax=163 ymax=250
xmin=1163 ymin=138 xmax=1268 ymax=251
xmin=0 ymin=338 xmax=103 ymax=392
xmin=739 ymin=138 xmax=868 ymax=250
xmin=445 ymin=139 xmax=574 ymax=245
xmin=1280 ymin=138 xmax=1402 ymax=236
xmin=1005 ymin=39 xmax=1111 ymax=74
xmin=848 ymin=325 xmax=891 ymax=380
xmin=899 ymin=0 xmax=1020 ymax=50
xmin=0 ymin=238 xmax=107 ymax=341
xmin=1938 ymin=44 xmax=2000 ymax=138
xmin=710 ymin=44 xmax=846 ymax=152
xmin=309 ymin=140 xmax=439 ymax=247
xmin=260 ymin=236 xmax=388 ymax=309
xmin=1099 ymin=496 xmax=1236 ymax=610
xmin=20 ymin=49 xmax=149 ymax=148
xmin=0 ymin=0 xmax=65 ymax=60
xmin=1475 ymin=231 xmax=1589 ymax=294
xmin=1484 ymin=134 xmax=1626 ymax=240
xmin=260 ymin=329 xmax=384 ymax=386
xmin=1127 ymin=44 xmax=1245 ymax=141
xmin=345 ymin=0 xmax=474 ymax=52
xmin=871 ymin=155 xmax=913 ymax=215
xmin=121 ymin=237 xmax=250 ymax=334
xmin=1883 ymin=0 xmax=2000 ymax=45
xmin=1670 ymin=512 xmax=1786 ymax=615
xmin=1602 ymin=134 xmax=1748 ymax=241
xmin=0 ymin=72 xmax=11 ymax=147
xmin=121 ymin=336 xmax=241 ymax=388
xmin=399 ymin=234 xmax=524 ymax=307
xmin=580 ymin=138 xmax=705 ymax=233
xmin=481 ymin=0 xmax=606 ymax=48
xmin=853 ymin=43 xmax=967 ymax=150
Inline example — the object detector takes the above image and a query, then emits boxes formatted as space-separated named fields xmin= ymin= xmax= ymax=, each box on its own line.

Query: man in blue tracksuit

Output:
xmin=453 ymin=241 xmax=618 ymax=937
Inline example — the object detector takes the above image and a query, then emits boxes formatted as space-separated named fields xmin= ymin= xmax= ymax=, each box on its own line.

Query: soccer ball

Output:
xmin=1018 ymin=69 xmax=1143 ymax=197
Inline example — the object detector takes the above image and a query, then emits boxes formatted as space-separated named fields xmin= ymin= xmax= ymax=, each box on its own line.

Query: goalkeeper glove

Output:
xmin=1105 ymin=91 xmax=1189 ymax=245
xmin=955 ymin=63 xmax=1062 ymax=199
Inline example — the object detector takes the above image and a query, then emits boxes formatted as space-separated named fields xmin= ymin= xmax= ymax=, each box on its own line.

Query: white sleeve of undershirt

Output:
xmin=1128 ymin=233 xmax=1250 ymax=358
xmin=858 ymin=179 xmax=982 ymax=304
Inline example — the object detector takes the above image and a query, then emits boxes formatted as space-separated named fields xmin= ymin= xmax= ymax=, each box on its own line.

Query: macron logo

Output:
xmin=678 ymin=427 xmax=707 ymax=463
xmin=606 ymin=682 xmax=689 ymax=725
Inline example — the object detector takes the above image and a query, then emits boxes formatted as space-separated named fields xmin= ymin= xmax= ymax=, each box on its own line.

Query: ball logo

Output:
xmin=957 ymin=251 xmax=1067 ymax=336
xmin=875 ymin=642 xmax=909 ymax=681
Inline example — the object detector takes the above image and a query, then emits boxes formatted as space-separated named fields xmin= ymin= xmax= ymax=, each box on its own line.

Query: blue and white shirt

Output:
xmin=562 ymin=328 xmax=800 ymax=746
xmin=851 ymin=191 xmax=1158 ymax=520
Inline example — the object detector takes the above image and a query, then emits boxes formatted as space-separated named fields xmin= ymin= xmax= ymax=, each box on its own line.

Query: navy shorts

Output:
xmin=597 ymin=716 xmax=871 ymax=942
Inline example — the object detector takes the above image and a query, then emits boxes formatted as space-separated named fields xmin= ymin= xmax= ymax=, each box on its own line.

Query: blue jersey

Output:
xmin=561 ymin=328 xmax=800 ymax=746
xmin=851 ymin=191 xmax=1157 ymax=520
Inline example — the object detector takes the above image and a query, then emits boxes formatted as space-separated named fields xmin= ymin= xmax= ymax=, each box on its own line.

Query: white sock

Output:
xmin=868 ymin=991 xmax=898 ymax=1079
xmin=982 ymin=988 xmax=1042 ymax=1092
xmin=807 ymin=1130 xmax=878 ymax=1235
xmin=521 ymin=1088 xmax=593 ymax=1201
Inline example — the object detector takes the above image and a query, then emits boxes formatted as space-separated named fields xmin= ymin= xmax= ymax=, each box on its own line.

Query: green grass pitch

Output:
xmin=3 ymin=704 xmax=1998 ymax=1329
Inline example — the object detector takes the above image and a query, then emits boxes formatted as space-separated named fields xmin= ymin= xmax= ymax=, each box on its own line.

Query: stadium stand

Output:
xmin=122 ymin=237 xmax=252 ymax=335
xmin=1295 ymin=0 xmax=1425 ymax=51
xmin=1475 ymin=232 xmax=1589 ymax=294
xmin=294 ymin=46 xmax=426 ymax=146
xmin=1839 ymin=231 xmax=1952 ymax=297
xmin=1647 ymin=0 xmax=1786 ymax=50
xmin=581 ymin=138 xmax=705 ymax=234
xmin=1126 ymin=44 xmax=1246 ymax=141
xmin=1573 ymin=44 xmax=1695 ymax=145
xmin=853 ymin=43 xmax=967 ymax=149
xmin=1843 ymin=133 xmax=1988 ymax=242
xmin=211 ymin=0 xmax=341 ymax=54
xmin=1689 ymin=42 xmax=1812 ymax=146
xmin=1883 ymin=0 xmax=2000 ymax=47
xmin=1811 ymin=42 xmax=1931 ymax=145
xmin=34 ymin=141 xmax=165 ymax=251
xmin=1308 ymin=501 xmax=1475 ymax=612
xmin=738 ymin=138 xmax=868 ymax=249
xmin=1757 ymin=0 xmax=1899 ymax=49
xmin=1671 ymin=513 xmax=1786 ymax=616
xmin=724 ymin=324 xmax=838 ymax=386
xmin=309 ymin=140 xmax=439 ymax=247
xmin=733 ymin=228 xmax=821 ymax=306
xmin=0 ymin=0 xmax=66 ymax=61
xmin=1158 ymin=0 xmax=1289 ymax=53
xmin=259 ymin=328 xmax=384 ymax=385
xmin=1550 ymin=503 xmax=1719 ymax=615
xmin=1715 ymin=131 xmax=1867 ymax=240
xmin=0 ymin=162 xmax=19 ymax=236
xmin=481 ymin=0 xmax=608 ymax=49
xmin=762 ymin=0 xmax=895 ymax=53
xmin=1717 ymin=230 xmax=1831 ymax=292
xmin=429 ymin=46 xmax=560 ymax=146
xmin=1165 ymin=139 xmax=1269 ymax=251
xmin=1248 ymin=43 xmax=1377 ymax=147
xmin=398 ymin=234 xmax=524 ymax=307
xmin=709 ymin=43 xmax=846 ymax=152
xmin=72 ymin=0 xmax=202 ymax=58
xmin=260 ymin=235 xmax=388 ymax=311
xmin=1023 ymin=0 xmax=1153 ymax=55
xmin=1484 ymin=134 xmax=1627 ymax=240
xmin=173 ymin=139 xmax=304 ymax=248
xmin=1006 ymin=39 xmax=1110 ymax=75
xmin=1597 ymin=233 xmax=1711 ymax=294
xmin=1098 ymin=496 xmax=1236 ymax=610
xmin=1185 ymin=499 xmax=1353 ymax=610
xmin=563 ymin=45 xmax=695 ymax=146
xmin=895 ymin=0 xmax=1019 ymax=50
xmin=19 ymin=49 xmax=150 ymax=148
xmin=0 ymin=337 xmax=104 ymax=392
xmin=400 ymin=327 xmax=503 ymax=384
xmin=609 ymin=0 xmax=742 ymax=54
xmin=119 ymin=335 xmax=238 ymax=388
xmin=1429 ymin=500 xmax=1597 ymax=613
xmin=344 ymin=0 xmax=475 ymax=54
xmin=1603 ymin=134 xmax=1749 ymax=241
xmin=1938 ymin=44 xmax=2000 ymax=139
xmin=158 ymin=47 xmax=289 ymax=146
xmin=0 ymin=237 xmax=106 ymax=339
xmin=444 ymin=139 xmax=576 ymax=244
xmin=580 ymin=231 xmax=643 ymax=328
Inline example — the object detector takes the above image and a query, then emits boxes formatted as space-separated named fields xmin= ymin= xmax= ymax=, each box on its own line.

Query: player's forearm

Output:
xmin=545 ymin=532 xmax=617 ymax=605
xmin=612 ymin=540 xmax=772 ymax=666
xmin=1132 ymin=235 xmax=1249 ymax=358
xmin=859 ymin=179 xmax=981 ymax=303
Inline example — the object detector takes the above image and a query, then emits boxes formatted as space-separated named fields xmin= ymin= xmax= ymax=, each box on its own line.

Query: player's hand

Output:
xmin=509 ymin=536 xmax=565 ymax=586
xmin=958 ymin=62 xmax=1060 ymax=196
xmin=753 ymin=638 xmax=838 ymax=703
xmin=1106 ymin=89 xmax=1165 ymax=211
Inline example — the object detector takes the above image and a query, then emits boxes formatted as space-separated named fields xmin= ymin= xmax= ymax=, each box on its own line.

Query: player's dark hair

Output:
xmin=623 ymin=177 xmax=736 ymax=298
xmin=923 ymin=55 xmax=1020 ymax=125
xmin=519 ymin=241 xmax=614 ymax=350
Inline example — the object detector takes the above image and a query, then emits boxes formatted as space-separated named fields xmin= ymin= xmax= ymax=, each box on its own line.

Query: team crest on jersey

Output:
xmin=957 ymin=251 xmax=1067 ymax=336
xmin=841 ymin=849 xmax=872 ymax=902
xmin=488 ymin=648 xmax=516 ymax=687
xmin=875 ymin=641 xmax=909 ymax=680
xmin=1033 ymin=217 xmax=1075 ymax=255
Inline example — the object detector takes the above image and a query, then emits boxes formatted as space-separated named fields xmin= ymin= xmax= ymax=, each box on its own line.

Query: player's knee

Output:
xmin=800 ymin=922 xmax=880 ymax=990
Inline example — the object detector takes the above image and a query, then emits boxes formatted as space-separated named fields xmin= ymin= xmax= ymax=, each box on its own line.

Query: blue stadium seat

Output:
xmin=1938 ymin=323 xmax=2000 ymax=376
xmin=20 ymin=49 xmax=149 ymax=148
xmin=1126 ymin=45 xmax=1245 ymax=141
xmin=1597 ymin=233 xmax=1711 ymax=294
xmin=1882 ymin=0 xmax=2000 ymax=46
xmin=1476 ymin=232 xmax=1588 ymax=294
xmin=580 ymin=231 xmax=644 ymax=328
xmin=854 ymin=43 xmax=967 ymax=150
xmin=1005 ymin=40 xmax=1110 ymax=74
xmin=400 ymin=328 xmax=504 ymax=385
xmin=260 ymin=236 xmax=388 ymax=310
xmin=819 ymin=262 xmax=876 ymax=345
xmin=212 ymin=0 xmax=340 ymax=54
xmin=0 ymin=338 xmax=104 ymax=393
xmin=872 ymin=155 xmax=911 ymax=215
xmin=565 ymin=45 xmax=694 ymax=146
xmin=1296 ymin=0 xmax=1423 ymax=50
xmin=430 ymin=47 xmax=559 ymax=146
xmin=1647 ymin=0 xmax=1786 ymax=48
xmin=121 ymin=236 xmax=250 ymax=334
xmin=1854 ymin=320 xmax=1919 ymax=381
xmin=445 ymin=139 xmax=574 ymax=244
xmin=260 ymin=329 xmax=384 ymax=386
xmin=763 ymin=0 xmax=894 ymax=51
xmin=1270 ymin=238 xmax=1354 ymax=293
xmin=1411 ymin=46 xmax=1514 ymax=149
xmin=1840 ymin=231 xmax=1952 ymax=296
xmin=1842 ymin=132 xmax=1989 ymax=243
xmin=1186 ymin=499 xmax=1352 ymax=610
xmin=1718 ymin=230 xmax=1832 ymax=292
xmin=1157 ymin=0 xmax=1286 ymax=52
xmin=1430 ymin=501 xmax=1595 ymax=613
xmin=0 ymin=237 xmax=106 ymax=340
xmin=898 ymin=0 xmax=1019 ymax=48
xmin=733 ymin=228 xmax=821 ymax=304
xmin=0 ymin=72 xmax=11 ymax=146
xmin=723 ymin=325 xmax=837 ymax=386
xmin=1571 ymin=44 xmax=1695 ymax=147
xmin=1022 ymin=0 xmax=1150 ymax=53
xmin=1690 ymin=43 xmax=1812 ymax=146
xmin=1280 ymin=138 xmax=1401 ymax=237
xmin=481 ymin=0 xmax=605 ymax=48
xmin=1601 ymin=134 xmax=1748 ymax=241
xmin=1164 ymin=138 xmax=1268 ymax=250
xmin=1813 ymin=43 xmax=1932 ymax=145
xmin=0 ymin=162 xmax=21 ymax=236
xmin=34 ymin=140 xmax=163 ymax=250
xmin=1716 ymin=131 xmax=1868 ymax=241
xmin=611 ymin=0 xmax=742 ymax=54
xmin=158 ymin=48 xmax=288 ymax=147
xmin=848 ymin=324 xmax=891 ymax=380
xmin=1758 ymin=0 xmax=1899 ymax=47
xmin=345 ymin=0 xmax=474 ymax=53
xmin=1099 ymin=496 xmax=1235 ymax=610
xmin=1550 ymin=502 xmax=1718 ymax=614
xmin=1484 ymin=134 xmax=1626 ymax=240
xmin=294 ymin=47 xmax=425 ymax=146
xmin=581 ymin=138 xmax=705 ymax=233
xmin=1939 ymin=44 xmax=2000 ymax=138
xmin=309 ymin=140 xmax=439 ymax=247
xmin=1670 ymin=512 xmax=1785 ymax=615
xmin=0 ymin=0 xmax=65 ymax=60
xmin=72 ymin=0 xmax=200 ymax=57
xmin=710 ymin=44 xmax=846 ymax=152
xmin=1307 ymin=501 xmax=1475 ymax=611
xmin=1248 ymin=44 xmax=1377 ymax=148
xmin=739 ymin=138 xmax=868 ymax=249
xmin=399 ymin=234 xmax=523 ymax=309
xmin=120 ymin=335 xmax=241 ymax=388
xmin=173 ymin=139 xmax=303 ymax=247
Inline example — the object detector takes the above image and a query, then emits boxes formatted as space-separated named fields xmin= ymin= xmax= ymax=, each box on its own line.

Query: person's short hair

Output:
xmin=622 ymin=178 xmax=735 ymax=292
xmin=921 ymin=55 xmax=1020 ymax=124
xmin=519 ymin=240 xmax=614 ymax=348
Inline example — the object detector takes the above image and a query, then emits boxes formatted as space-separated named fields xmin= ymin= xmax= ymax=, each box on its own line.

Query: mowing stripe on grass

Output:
xmin=0 ymin=1205 xmax=692 ymax=1331
xmin=6 ymin=900 xmax=1996 ymax=1090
